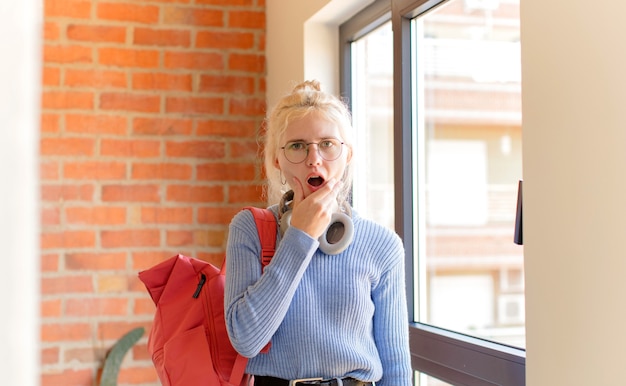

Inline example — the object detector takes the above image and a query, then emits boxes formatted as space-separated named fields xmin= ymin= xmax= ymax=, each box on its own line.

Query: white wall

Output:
xmin=0 ymin=1 xmax=41 ymax=385
xmin=266 ymin=0 xmax=372 ymax=108
xmin=270 ymin=0 xmax=626 ymax=384
xmin=521 ymin=1 xmax=626 ymax=384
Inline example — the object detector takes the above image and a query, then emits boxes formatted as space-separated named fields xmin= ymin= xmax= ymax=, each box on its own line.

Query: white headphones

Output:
xmin=278 ymin=190 xmax=354 ymax=255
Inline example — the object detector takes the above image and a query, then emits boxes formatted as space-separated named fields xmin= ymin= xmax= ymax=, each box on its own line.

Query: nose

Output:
xmin=305 ymin=143 xmax=322 ymax=165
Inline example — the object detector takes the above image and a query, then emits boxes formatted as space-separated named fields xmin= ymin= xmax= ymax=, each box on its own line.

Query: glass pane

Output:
xmin=350 ymin=21 xmax=395 ymax=230
xmin=412 ymin=0 xmax=524 ymax=348
xmin=415 ymin=371 xmax=454 ymax=386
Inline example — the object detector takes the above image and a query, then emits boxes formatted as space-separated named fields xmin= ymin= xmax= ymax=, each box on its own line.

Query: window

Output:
xmin=341 ymin=0 xmax=525 ymax=384
xmin=413 ymin=0 xmax=524 ymax=348
xmin=349 ymin=20 xmax=394 ymax=230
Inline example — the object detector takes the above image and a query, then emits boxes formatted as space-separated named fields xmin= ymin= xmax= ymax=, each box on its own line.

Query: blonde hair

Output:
xmin=262 ymin=80 xmax=354 ymax=205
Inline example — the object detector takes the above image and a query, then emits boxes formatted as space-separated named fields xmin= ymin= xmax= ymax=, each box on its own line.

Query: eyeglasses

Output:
xmin=280 ymin=138 xmax=345 ymax=164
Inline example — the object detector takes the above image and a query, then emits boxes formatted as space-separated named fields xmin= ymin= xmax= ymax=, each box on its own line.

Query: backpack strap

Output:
xmin=244 ymin=206 xmax=277 ymax=271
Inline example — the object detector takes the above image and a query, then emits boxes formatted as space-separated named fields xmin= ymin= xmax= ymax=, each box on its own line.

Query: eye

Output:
xmin=319 ymin=140 xmax=335 ymax=149
xmin=287 ymin=141 xmax=306 ymax=151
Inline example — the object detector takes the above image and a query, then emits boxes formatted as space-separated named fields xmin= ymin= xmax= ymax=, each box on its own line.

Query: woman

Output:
xmin=224 ymin=80 xmax=412 ymax=386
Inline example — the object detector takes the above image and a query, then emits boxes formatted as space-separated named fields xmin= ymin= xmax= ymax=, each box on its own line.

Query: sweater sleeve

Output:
xmin=371 ymin=235 xmax=413 ymax=386
xmin=224 ymin=209 xmax=319 ymax=357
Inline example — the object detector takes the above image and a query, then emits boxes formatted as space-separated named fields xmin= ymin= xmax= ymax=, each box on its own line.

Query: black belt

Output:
xmin=254 ymin=375 xmax=372 ymax=386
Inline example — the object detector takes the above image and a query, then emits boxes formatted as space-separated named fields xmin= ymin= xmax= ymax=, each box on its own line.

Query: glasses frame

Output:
xmin=280 ymin=139 xmax=345 ymax=164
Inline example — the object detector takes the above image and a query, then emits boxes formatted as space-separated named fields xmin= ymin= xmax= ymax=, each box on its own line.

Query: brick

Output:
xmin=166 ymin=184 xmax=224 ymax=203
xmin=41 ymin=299 xmax=62 ymax=318
xmin=197 ymin=162 xmax=255 ymax=181
xmin=98 ymin=274 xmax=135 ymax=293
xmin=128 ymin=274 xmax=148 ymax=292
xmin=41 ymin=323 xmax=92 ymax=342
xmin=165 ymin=96 xmax=223 ymax=115
xmin=101 ymin=185 xmax=161 ymax=202
xmin=45 ymin=0 xmax=92 ymax=19
xmin=65 ymin=68 xmax=127 ymax=88
xmin=229 ymin=53 xmax=265 ymax=72
xmin=97 ymin=3 xmax=159 ymax=24
xmin=40 ymin=137 xmax=95 ymax=156
xmin=43 ymin=22 xmax=60 ymax=41
xmin=196 ymin=119 xmax=258 ymax=137
xmin=199 ymin=74 xmax=255 ymax=93
xmin=163 ymin=7 xmax=223 ymax=27
xmin=64 ymin=347 xmax=97 ymax=364
xmin=229 ymin=10 xmax=265 ymax=29
xmin=41 ymin=184 xmax=94 ymax=202
xmin=197 ymin=206 xmax=239 ymax=224
xmin=101 ymin=139 xmax=161 ymax=158
xmin=42 ymin=66 xmax=60 ymax=86
xmin=141 ymin=207 xmax=192 ymax=224
xmin=66 ymin=252 xmax=127 ymax=270
xmin=41 ymin=276 xmax=94 ymax=295
xmin=41 ymin=113 xmax=61 ymax=134
xmin=166 ymin=230 xmax=193 ymax=246
xmin=132 ymin=117 xmax=192 ymax=136
xmin=42 ymin=207 xmax=61 ymax=226
xmin=42 ymin=91 xmax=94 ymax=110
xmin=41 ymin=230 xmax=97 ymax=249
xmin=66 ymin=298 xmax=129 ymax=317
xmin=165 ymin=140 xmax=225 ymax=158
xmin=132 ymin=72 xmax=192 ymax=92
xmin=41 ymin=369 xmax=93 ymax=386
xmin=41 ymin=347 xmax=60 ymax=365
xmin=66 ymin=206 xmax=127 ymax=225
xmin=41 ymin=161 xmax=60 ymax=180
xmin=196 ymin=31 xmax=254 ymax=49
xmin=98 ymin=47 xmax=159 ymax=68
xmin=101 ymin=229 xmax=161 ymax=248
xmin=66 ymin=114 xmax=128 ymax=135
xmin=132 ymin=251 xmax=177 ymax=270
xmin=117 ymin=365 xmax=160 ymax=385
xmin=134 ymin=27 xmax=191 ymax=47
xmin=100 ymin=92 xmax=161 ymax=113
xmin=195 ymin=251 xmax=225 ymax=268
xmin=63 ymin=161 xmax=127 ymax=180
xmin=231 ymin=140 xmax=261 ymax=159
xmin=197 ymin=0 xmax=255 ymax=5
xmin=164 ymin=51 xmax=223 ymax=70
xmin=41 ymin=253 xmax=60 ymax=272
xmin=97 ymin=321 xmax=149 ymax=341
xmin=196 ymin=229 xmax=226 ymax=247
xmin=131 ymin=163 xmax=192 ymax=180
xmin=43 ymin=44 xmax=93 ymax=64
xmin=67 ymin=24 xmax=126 ymax=43
xmin=228 ymin=184 xmax=264 ymax=203
xmin=134 ymin=297 xmax=155 ymax=315
xmin=229 ymin=97 xmax=266 ymax=116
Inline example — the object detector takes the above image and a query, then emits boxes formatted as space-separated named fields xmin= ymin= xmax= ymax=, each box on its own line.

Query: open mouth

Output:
xmin=307 ymin=176 xmax=325 ymax=187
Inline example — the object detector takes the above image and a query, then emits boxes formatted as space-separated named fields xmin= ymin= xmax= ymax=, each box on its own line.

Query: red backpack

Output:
xmin=138 ymin=207 xmax=276 ymax=386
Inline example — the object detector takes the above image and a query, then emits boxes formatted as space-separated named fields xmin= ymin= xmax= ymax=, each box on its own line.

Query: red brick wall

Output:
xmin=41 ymin=0 xmax=266 ymax=384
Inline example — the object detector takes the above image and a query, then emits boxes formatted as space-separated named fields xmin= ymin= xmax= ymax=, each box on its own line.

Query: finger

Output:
xmin=291 ymin=177 xmax=305 ymax=206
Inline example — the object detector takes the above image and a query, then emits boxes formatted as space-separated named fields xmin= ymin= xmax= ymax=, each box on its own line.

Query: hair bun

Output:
xmin=293 ymin=79 xmax=321 ymax=93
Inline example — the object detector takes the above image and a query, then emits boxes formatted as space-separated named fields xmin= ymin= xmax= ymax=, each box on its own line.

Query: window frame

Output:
xmin=340 ymin=1 xmax=526 ymax=384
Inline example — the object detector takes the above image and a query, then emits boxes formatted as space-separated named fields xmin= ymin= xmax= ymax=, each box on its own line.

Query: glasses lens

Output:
xmin=284 ymin=142 xmax=307 ymax=163
xmin=283 ymin=139 xmax=343 ymax=163
xmin=318 ymin=139 xmax=342 ymax=160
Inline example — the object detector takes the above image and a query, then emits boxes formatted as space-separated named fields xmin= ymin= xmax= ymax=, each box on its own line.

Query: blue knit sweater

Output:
xmin=224 ymin=206 xmax=412 ymax=386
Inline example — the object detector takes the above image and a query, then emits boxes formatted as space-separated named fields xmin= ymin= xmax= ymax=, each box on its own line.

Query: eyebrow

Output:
xmin=285 ymin=136 xmax=339 ymax=143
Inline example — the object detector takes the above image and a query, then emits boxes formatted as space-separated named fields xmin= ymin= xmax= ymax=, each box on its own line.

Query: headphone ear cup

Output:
xmin=318 ymin=212 xmax=354 ymax=255
xmin=279 ymin=210 xmax=292 ymax=237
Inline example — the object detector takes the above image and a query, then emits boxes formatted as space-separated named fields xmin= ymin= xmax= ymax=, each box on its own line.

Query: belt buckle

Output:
xmin=289 ymin=377 xmax=323 ymax=386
